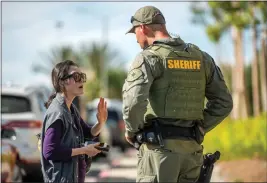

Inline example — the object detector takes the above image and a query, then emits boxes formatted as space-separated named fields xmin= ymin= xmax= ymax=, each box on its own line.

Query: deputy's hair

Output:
xmin=44 ymin=60 xmax=78 ymax=109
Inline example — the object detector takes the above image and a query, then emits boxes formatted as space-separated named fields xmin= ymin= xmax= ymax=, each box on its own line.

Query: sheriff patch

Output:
xmin=167 ymin=58 xmax=201 ymax=70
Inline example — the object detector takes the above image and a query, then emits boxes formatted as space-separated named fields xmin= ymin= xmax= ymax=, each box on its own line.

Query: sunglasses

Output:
xmin=130 ymin=16 xmax=145 ymax=24
xmin=62 ymin=72 xmax=87 ymax=83
xmin=130 ymin=12 xmax=165 ymax=24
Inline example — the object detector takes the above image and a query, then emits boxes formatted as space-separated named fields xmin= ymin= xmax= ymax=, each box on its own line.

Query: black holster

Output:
xmin=135 ymin=120 xmax=165 ymax=148
xmin=196 ymin=151 xmax=221 ymax=183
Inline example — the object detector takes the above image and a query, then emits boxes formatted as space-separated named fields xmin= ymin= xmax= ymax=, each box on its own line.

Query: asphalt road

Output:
xmin=85 ymin=147 xmax=226 ymax=182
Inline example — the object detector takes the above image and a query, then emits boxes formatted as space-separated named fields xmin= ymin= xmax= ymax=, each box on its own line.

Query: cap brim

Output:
xmin=125 ymin=26 xmax=135 ymax=34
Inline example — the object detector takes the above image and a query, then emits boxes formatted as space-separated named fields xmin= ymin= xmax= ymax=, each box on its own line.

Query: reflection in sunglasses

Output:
xmin=62 ymin=72 xmax=87 ymax=83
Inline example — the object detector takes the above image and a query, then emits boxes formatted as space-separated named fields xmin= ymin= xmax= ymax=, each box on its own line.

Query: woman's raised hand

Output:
xmin=96 ymin=97 xmax=107 ymax=125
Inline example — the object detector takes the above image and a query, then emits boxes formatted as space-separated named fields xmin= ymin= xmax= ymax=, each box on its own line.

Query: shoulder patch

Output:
xmin=126 ymin=69 xmax=143 ymax=82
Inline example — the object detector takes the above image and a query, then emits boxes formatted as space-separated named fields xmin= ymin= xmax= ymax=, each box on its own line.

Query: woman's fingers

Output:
xmin=93 ymin=142 xmax=100 ymax=147
xmin=98 ymin=97 xmax=106 ymax=111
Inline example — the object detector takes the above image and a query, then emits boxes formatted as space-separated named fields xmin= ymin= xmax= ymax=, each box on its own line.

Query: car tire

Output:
xmin=12 ymin=164 xmax=23 ymax=182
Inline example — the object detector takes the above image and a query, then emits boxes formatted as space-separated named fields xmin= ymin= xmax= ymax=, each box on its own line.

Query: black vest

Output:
xmin=40 ymin=94 xmax=84 ymax=183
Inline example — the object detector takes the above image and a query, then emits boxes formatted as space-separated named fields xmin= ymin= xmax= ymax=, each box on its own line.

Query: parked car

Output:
xmin=1 ymin=127 xmax=23 ymax=183
xmin=1 ymin=84 xmax=51 ymax=181
xmin=86 ymin=98 xmax=129 ymax=152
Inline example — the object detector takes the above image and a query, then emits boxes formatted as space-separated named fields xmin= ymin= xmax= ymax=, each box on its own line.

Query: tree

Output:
xmin=108 ymin=69 xmax=127 ymax=99
xmin=191 ymin=2 xmax=251 ymax=119
xmin=190 ymin=2 xmax=226 ymax=63
xmin=32 ymin=45 xmax=85 ymax=75
xmin=258 ymin=2 xmax=267 ymax=112
xmin=219 ymin=63 xmax=233 ymax=92
xmin=78 ymin=42 xmax=125 ymax=100
xmin=249 ymin=2 xmax=261 ymax=116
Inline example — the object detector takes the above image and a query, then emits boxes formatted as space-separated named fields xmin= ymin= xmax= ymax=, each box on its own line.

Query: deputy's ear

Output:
xmin=140 ymin=24 xmax=146 ymax=34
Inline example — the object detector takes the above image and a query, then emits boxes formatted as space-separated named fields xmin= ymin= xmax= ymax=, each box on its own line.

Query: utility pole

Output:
xmin=100 ymin=16 xmax=109 ymax=98
xmin=55 ymin=21 xmax=64 ymax=47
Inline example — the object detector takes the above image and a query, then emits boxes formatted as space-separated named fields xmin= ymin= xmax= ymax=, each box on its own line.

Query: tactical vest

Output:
xmin=143 ymin=43 xmax=206 ymax=121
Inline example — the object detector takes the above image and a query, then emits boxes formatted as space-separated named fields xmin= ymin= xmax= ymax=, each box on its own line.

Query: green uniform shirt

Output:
xmin=122 ymin=37 xmax=233 ymax=138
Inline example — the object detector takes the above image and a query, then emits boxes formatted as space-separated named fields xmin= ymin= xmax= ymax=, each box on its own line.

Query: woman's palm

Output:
xmin=96 ymin=97 xmax=107 ymax=124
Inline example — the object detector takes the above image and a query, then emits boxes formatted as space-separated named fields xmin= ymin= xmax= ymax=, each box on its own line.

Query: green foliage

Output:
xmin=84 ymin=68 xmax=127 ymax=100
xmin=32 ymin=45 xmax=85 ymax=74
xmin=203 ymin=113 xmax=267 ymax=160
xmin=79 ymin=42 xmax=119 ymax=78
xmin=206 ymin=23 xmax=225 ymax=42
xmin=218 ymin=63 xmax=232 ymax=92
xmin=191 ymin=2 xmax=266 ymax=43
xmin=34 ymin=40 xmax=126 ymax=100
xmin=84 ymin=78 xmax=101 ymax=101
xmin=108 ymin=69 xmax=127 ymax=99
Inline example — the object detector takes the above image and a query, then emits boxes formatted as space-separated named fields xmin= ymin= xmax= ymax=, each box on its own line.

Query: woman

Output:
xmin=40 ymin=60 xmax=107 ymax=183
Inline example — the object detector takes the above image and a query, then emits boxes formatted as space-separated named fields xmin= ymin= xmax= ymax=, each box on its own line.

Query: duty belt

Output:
xmin=134 ymin=121 xmax=197 ymax=150
xmin=160 ymin=125 xmax=196 ymax=139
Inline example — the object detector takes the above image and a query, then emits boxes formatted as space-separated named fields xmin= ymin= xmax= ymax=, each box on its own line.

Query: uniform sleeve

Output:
xmin=122 ymin=53 xmax=162 ymax=138
xmin=202 ymin=52 xmax=233 ymax=133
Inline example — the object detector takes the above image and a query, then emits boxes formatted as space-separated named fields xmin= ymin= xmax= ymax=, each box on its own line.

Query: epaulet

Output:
xmin=187 ymin=43 xmax=200 ymax=51
xmin=142 ymin=45 xmax=161 ymax=58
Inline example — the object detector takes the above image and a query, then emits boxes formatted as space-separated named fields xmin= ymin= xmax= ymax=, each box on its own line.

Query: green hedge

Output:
xmin=203 ymin=113 xmax=267 ymax=161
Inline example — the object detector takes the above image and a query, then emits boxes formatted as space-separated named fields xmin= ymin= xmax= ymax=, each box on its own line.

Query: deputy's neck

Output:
xmin=149 ymin=32 xmax=171 ymax=45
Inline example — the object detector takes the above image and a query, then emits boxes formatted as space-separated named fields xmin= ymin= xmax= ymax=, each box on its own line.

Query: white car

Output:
xmin=1 ymin=84 xmax=51 ymax=181
xmin=86 ymin=98 xmax=129 ymax=153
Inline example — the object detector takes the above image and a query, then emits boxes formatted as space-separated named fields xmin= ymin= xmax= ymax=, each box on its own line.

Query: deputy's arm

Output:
xmin=122 ymin=53 xmax=162 ymax=138
xmin=203 ymin=52 xmax=233 ymax=133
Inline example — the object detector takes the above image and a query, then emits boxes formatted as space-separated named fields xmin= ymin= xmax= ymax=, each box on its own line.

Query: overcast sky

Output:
xmin=2 ymin=1 xmax=253 ymax=87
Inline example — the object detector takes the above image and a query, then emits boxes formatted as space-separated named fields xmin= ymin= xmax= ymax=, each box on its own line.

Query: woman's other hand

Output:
xmin=83 ymin=143 xmax=101 ymax=157
xmin=96 ymin=97 xmax=107 ymax=125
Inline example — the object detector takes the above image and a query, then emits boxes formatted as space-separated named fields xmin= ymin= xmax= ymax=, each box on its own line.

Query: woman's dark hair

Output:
xmin=44 ymin=60 xmax=78 ymax=109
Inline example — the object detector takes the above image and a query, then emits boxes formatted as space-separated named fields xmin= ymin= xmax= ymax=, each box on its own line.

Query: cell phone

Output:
xmin=95 ymin=143 xmax=110 ymax=152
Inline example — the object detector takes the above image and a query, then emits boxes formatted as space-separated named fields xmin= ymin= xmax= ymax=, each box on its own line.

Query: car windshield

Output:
xmin=1 ymin=95 xmax=31 ymax=113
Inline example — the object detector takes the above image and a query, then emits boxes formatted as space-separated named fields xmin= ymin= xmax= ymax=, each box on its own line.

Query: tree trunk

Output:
xmin=252 ymin=21 xmax=260 ymax=116
xmin=215 ymin=42 xmax=221 ymax=64
xmin=231 ymin=27 xmax=249 ymax=119
xmin=260 ymin=26 xmax=267 ymax=112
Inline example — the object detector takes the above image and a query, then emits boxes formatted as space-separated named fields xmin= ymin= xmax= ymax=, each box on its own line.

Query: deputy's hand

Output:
xmin=96 ymin=97 xmax=107 ymax=125
xmin=125 ymin=133 xmax=134 ymax=146
xmin=83 ymin=143 xmax=101 ymax=157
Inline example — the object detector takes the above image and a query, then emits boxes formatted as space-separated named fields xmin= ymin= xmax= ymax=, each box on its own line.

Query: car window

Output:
xmin=2 ymin=95 xmax=31 ymax=113
xmin=86 ymin=109 xmax=98 ymax=125
xmin=107 ymin=110 xmax=119 ymax=121
xmin=86 ymin=108 xmax=121 ymax=125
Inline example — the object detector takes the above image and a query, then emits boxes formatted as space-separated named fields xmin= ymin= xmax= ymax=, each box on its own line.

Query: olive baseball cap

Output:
xmin=126 ymin=6 xmax=166 ymax=34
